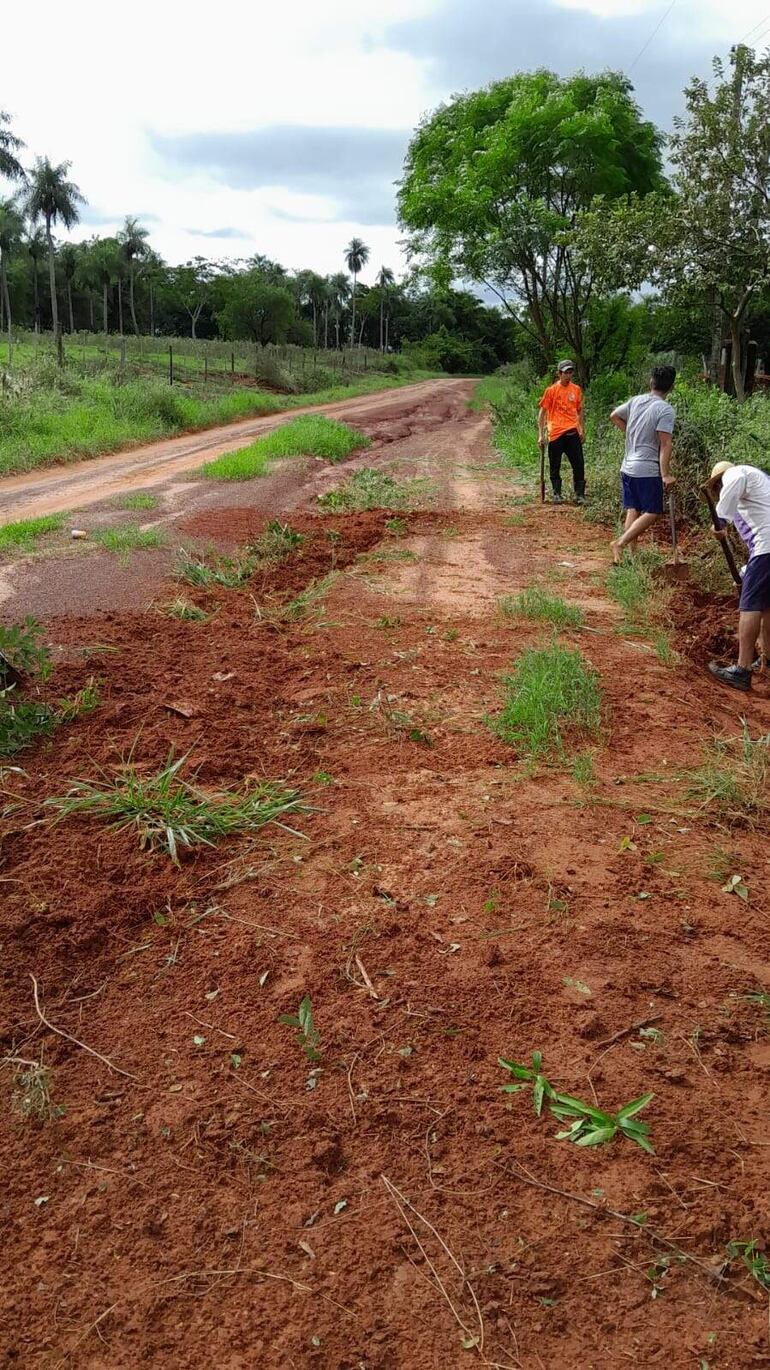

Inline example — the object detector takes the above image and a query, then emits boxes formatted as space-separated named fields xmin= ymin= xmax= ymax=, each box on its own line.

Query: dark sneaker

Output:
xmin=552 ymin=493 xmax=564 ymax=505
xmin=708 ymin=662 xmax=752 ymax=692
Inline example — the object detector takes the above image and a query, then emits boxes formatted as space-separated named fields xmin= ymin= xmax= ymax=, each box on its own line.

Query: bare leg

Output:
xmin=737 ymin=611 xmax=762 ymax=669
xmin=611 ymin=510 xmax=658 ymax=564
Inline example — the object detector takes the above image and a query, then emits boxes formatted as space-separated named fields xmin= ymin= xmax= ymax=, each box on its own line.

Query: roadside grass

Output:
xmin=683 ymin=725 xmax=769 ymax=826
xmin=203 ymin=416 xmax=368 ymax=481
xmin=0 ymin=514 xmax=68 ymax=554
xmin=606 ymin=548 xmax=679 ymax=663
xmin=500 ymin=587 xmax=584 ymax=630
xmin=318 ymin=467 xmax=430 ymax=513
xmin=115 ymin=491 xmax=159 ymax=511
xmin=47 ymin=749 xmax=306 ymax=863
xmin=92 ymin=524 xmax=167 ymax=558
xmin=490 ymin=641 xmax=602 ymax=758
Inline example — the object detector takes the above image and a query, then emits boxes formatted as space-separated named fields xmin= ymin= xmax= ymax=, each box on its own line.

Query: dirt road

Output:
xmin=0 ymin=377 xmax=465 ymax=525
xmin=1 ymin=392 xmax=768 ymax=1368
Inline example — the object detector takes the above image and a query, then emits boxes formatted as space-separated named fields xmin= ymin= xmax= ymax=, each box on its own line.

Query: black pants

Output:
xmin=548 ymin=430 xmax=585 ymax=496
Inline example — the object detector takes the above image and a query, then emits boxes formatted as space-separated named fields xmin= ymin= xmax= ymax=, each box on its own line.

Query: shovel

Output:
xmin=663 ymin=489 xmax=689 ymax=581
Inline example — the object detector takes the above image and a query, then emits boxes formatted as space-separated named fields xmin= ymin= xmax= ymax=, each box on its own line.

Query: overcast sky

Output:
xmin=3 ymin=0 xmax=768 ymax=283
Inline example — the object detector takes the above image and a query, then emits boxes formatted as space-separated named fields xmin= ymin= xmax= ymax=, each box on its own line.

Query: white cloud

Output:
xmin=2 ymin=0 xmax=767 ymax=278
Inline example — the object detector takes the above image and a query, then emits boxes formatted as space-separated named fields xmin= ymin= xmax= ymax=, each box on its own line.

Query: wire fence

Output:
xmin=1 ymin=330 xmax=394 ymax=392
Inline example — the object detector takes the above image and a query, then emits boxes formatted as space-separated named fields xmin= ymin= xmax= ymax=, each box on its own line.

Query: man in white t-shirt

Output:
xmin=609 ymin=365 xmax=677 ymax=564
xmin=706 ymin=460 xmax=770 ymax=691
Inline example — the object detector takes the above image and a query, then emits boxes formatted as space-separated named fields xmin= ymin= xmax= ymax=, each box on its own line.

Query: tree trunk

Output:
xmin=1 ymin=257 xmax=12 ymax=367
xmin=89 ymin=293 xmax=94 ymax=331
xmin=149 ymin=283 xmax=154 ymax=337
xmin=67 ymin=280 xmax=74 ymax=334
xmin=385 ymin=314 xmax=389 ymax=353
xmin=379 ymin=295 xmax=384 ymax=352
xmin=117 ymin=280 xmax=124 ymax=336
xmin=350 ymin=271 xmax=357 ymax=349
xmin=32 ymin=262 xmax=40 ymax=333
xmin=324 ymin=302 xmax=329 ymax=349
xmin=129 ymin=266 xmax=139 ymax=335
xmin=730 ymin=313 xmax=746 ymax=403
xmin=46 ymin=222 xmax=59 ymax=342
xmin=358 ymin=314 xmax=366 ymax=346
xmin=312 ymin=300 xmax=317 ymax=347
xmin=102 ymin=282 xmax=108 ymax=336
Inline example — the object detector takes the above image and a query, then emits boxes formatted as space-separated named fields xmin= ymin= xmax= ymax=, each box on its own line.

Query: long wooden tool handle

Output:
xmin=700 ymin=485 xmax=743 ymax=587
xmin=540 ymin=443 xmax=545 ymax=503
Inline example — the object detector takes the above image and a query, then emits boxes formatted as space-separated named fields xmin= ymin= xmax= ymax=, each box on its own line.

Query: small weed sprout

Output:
xmin=500 ymin=588 xmax=584 ymax=630
xmin=370 ymin=688 xmax=433 ymax=746
xmin=571 ymin=752 xmax=595 ymax=786
xmin=279 ymin=995 xmax=321 ymax=1063
xmin=499 ymin=1053 xmax=654 ymax=1153
xmin=12 ymin=1062 xmax=64 ymax=1122
xmin=726 ymin=1240 xmax=770 ymax=1290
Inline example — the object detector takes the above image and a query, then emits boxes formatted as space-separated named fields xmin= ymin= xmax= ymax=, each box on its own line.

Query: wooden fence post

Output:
xmin=169 ymin=344 xmax=173 ymax=386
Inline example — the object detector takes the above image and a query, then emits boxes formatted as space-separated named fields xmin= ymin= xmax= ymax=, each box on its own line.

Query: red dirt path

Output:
xmin=0 ymin=397 xmax=768 ymax=1369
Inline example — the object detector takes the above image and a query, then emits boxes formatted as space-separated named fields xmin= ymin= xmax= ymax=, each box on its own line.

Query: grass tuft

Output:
xmin=203 ymin=416 xmax=368 ymax=480
xmin=318 ymin=467 xmax=429 ymax=513
xmin=159 ymin=598 xmax=210 ymax=621
xmin=684 ymin=725 xmax=770 ymax=826
xmin=93 ymin=523 xmax=167 ymax=557
xmin=0 ymin=679 xmax=99 ymax=757
xmin=116 ymin=491 xmax=159 ymax=511
xmin=247 ymin=520 xmax=304 ymax=565
xmin=175 ymin=549 xmax=252 ymax=589
xmin=0 ymin=514 xmax=67 ymax=554
xmin=47 ymin=749 xmax=306 ymax=863
xmin=500 ymin=587 xmax=584 ymax=629
xmin=490 ymin=641 xmax=602 ymax=758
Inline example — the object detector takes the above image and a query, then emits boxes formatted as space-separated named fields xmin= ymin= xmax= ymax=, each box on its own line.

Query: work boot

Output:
xmin=707 ymin=662 xmax=752 ymax=692
xmin=574 ymin=483 xmax=586 ymax=505
xmin=552 ymin=491 xmax=564 ymax=505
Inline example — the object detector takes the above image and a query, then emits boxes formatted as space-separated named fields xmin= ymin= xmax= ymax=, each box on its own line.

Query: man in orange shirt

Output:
xmin=538 ymin=360 xmax=585 ymax=504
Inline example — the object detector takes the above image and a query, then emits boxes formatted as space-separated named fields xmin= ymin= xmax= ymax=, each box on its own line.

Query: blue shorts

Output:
xmin=739 ymin=553 xmax=770 ymax=612
xmin=621 ymin=473 xmax=664 ymax=515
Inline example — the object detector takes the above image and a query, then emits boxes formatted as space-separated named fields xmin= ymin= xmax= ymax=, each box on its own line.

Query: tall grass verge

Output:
xmin=202 ymin=416 xmax=368 ymax=480
xmin=490 ymin=641 xmax=602 ymax=758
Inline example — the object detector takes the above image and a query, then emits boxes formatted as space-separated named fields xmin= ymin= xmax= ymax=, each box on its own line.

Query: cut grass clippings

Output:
xmin=202 ymin=416 xmax=368 ymax=481
xmin=683 ymin=725 xmax=770 ymax=827
xmin=318 ymin=468 xmax=429 ymax=513
xmin=0 ymin=514 xmax=68 ymax=554
xmin=47 ymin=749 xmax=307 ymax=863
xmin=500 ymin=587 xmax=584 ymax=630
xmin=490 ymin=641 xmax=602 ymax=759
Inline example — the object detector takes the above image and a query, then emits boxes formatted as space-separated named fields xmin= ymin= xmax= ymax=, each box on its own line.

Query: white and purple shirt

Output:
xmin=716 ymin=464 xmax=770 ymax=560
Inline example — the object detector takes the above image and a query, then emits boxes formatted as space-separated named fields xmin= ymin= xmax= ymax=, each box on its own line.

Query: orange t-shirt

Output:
xmin=539 ymin=381 xmax=583 ymax=441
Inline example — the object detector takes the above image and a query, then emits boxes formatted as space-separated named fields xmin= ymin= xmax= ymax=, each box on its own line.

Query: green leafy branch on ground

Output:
xmin=500 ymin=1052 xmax=655 ymax=1153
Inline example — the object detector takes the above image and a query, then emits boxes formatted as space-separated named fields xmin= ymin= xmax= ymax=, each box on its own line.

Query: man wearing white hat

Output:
xmin=706 ymin=460 xmax=770 ymax=691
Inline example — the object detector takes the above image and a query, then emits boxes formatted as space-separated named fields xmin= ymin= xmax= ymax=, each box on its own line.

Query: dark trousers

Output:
xmin=548 ymin=430 xmax=585 ymax=496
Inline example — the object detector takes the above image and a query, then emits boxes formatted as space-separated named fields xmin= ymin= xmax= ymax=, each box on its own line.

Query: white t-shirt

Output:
xmin=612 ymin=393 xmax=676 ymax=478
xmin=716 ymin=464 xmax=770 ymax=559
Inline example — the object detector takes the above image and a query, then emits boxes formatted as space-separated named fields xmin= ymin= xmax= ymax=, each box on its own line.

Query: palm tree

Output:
xmin=88 ymin=238 xmax=121 ymax=336
xmin=118 ymin=216 xmax=149 ymax=335
xmin=344 ymin=238 xmax=369 ymax=349
xmin=376 ymin=266 xmax=395 ymax=352
xmin=27 ymin=229 xmax=46 ymax=332
xmin=58 ymin=242 xmax=79 ymax=333
xmin=329 ymin=272 xmax=351 ymax=350
xmin=0 ymin=112 xmax=25 ymax=184
xmin=23 ymin=157 xmax=84 ymax=343
xmin=141 ymin=248 xmax=165 ymax=337
xmin=0 ymin=198 xmax=24 ymax=363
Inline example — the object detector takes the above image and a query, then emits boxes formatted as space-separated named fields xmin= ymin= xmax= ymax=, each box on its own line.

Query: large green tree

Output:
xmin=23 ymin=157 xmax=84 ymax=343
xmin=344 ymin=237 xmax=369 ymax=349
xmin=217 ymin=271 xmax=296 ymax=345
xmin=398 ymin=70 xmax=665 ymax=380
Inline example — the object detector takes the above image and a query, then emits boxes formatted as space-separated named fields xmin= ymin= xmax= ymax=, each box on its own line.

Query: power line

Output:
xmin=738 ymin=10 xmax=770 ymax=42
xmin=740 ymin=17 xmax=770 ymax=47
xmin=629 ymin=0 xmax=678 ymax=74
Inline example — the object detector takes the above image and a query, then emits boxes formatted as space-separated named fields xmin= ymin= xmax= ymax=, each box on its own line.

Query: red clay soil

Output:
xmin=1 ymin=430 xmax=769 ymax=1368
